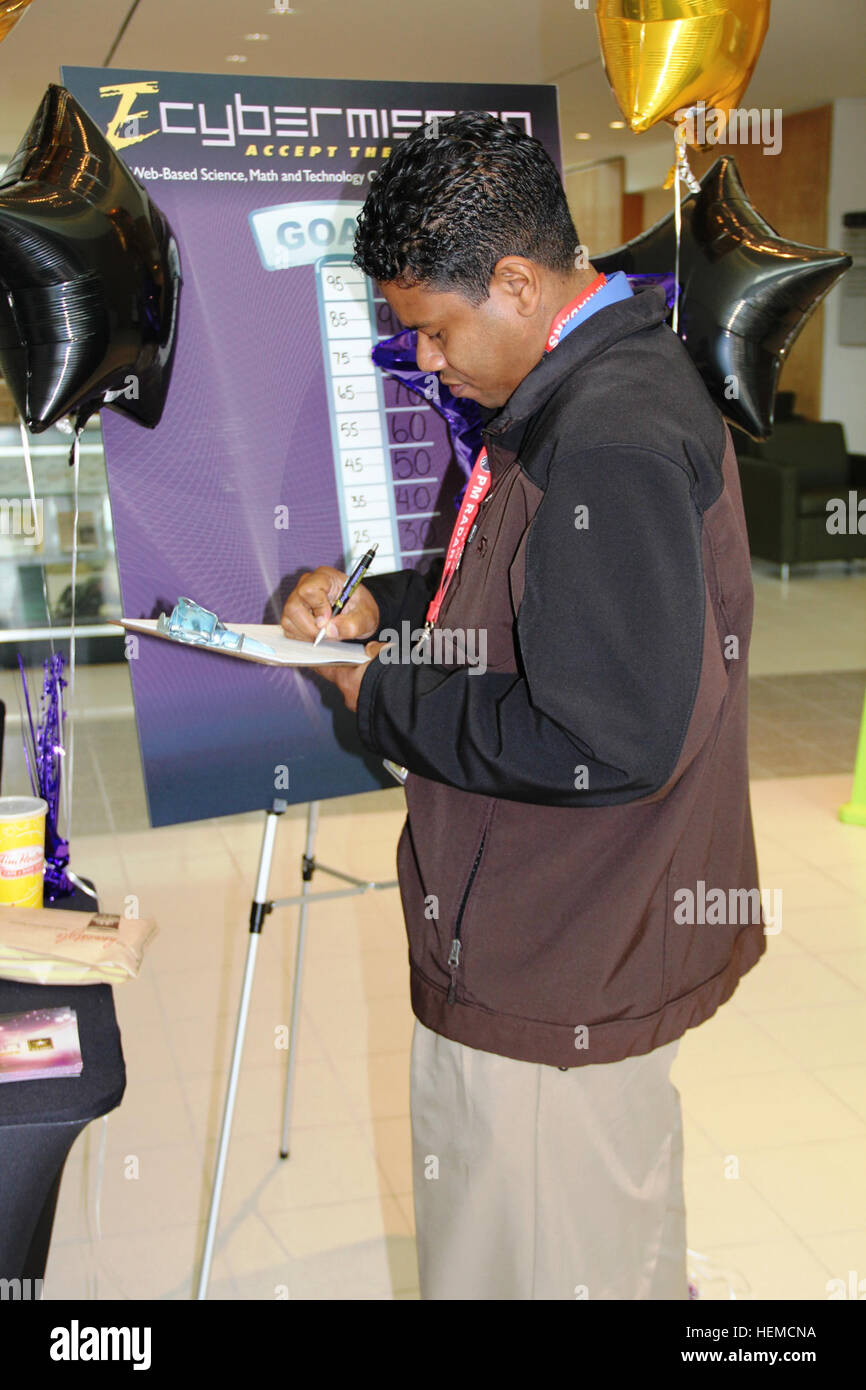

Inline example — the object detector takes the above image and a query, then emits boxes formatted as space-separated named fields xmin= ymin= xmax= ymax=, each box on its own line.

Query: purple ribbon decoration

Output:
xmin=371 ymin=329 xmax=483 ymax=509
xmin=628 ymin=272 xmax=680 ymax=312
xmin=18 ymin=651 xmax=74 ymax=901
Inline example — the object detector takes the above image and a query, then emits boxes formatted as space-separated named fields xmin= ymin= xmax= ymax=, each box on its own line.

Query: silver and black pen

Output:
xmin=312 ymin=542 xmax=379 ymax=648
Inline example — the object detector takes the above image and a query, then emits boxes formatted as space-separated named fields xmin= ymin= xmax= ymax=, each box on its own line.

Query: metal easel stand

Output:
xmin=195 ymin=796 xmax=398 ymax=1300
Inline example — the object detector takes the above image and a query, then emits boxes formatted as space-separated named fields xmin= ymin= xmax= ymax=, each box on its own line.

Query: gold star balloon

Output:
xmin=595 ymin=0 xmax=771 ymax=140
xmin=0 ymin=0 xmax=34 ymax=46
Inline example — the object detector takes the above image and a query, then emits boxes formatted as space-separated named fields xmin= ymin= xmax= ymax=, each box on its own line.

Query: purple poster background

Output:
xmin=61 ymin=68 xmax=562 ymax=826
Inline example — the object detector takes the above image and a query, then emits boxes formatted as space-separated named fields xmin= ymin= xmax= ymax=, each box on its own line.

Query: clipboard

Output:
xmin=111 ymin=618 xmax=369 ymax=668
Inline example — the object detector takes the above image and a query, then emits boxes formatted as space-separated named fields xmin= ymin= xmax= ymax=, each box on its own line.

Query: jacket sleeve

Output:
xmin=355 ymin=445 xmax=713 ymax=807
xmin=362 ymin=556 xmax=444 ymax=636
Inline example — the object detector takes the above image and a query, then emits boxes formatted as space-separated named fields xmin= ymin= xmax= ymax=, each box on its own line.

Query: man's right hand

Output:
xmin=280 ymin=566 xmax=380 ymax=644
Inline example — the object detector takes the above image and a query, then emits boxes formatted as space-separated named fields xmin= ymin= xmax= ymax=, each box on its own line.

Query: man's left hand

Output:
xmin=315 ymin=640 xmax=388 ymax=712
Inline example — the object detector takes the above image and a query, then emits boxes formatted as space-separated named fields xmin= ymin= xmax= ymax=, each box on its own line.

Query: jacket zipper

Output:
xmin=444 ymin=450 xmax=494 ymax=1002
xmin=447 ymin=829 xmax=487 ymax=1004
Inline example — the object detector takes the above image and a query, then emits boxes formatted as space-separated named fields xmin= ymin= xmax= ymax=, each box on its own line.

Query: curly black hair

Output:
xmin=353 ymin=112 xmax=579 ymax=303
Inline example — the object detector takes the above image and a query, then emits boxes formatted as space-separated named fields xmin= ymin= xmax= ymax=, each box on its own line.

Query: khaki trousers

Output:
xmin=409 ymin=1018 xmax=688 ymax=1300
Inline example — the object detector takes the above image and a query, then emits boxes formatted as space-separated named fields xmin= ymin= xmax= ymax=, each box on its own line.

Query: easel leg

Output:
xmin=279 ymin=800 xmax=319 ymax=1159
xmin=195 ymin=801 xmax=284 ymax=1300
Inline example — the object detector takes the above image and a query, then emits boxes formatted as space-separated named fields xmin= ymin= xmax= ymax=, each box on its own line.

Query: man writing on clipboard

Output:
xmin=280 ymin=113 xmax=766 ymax=1301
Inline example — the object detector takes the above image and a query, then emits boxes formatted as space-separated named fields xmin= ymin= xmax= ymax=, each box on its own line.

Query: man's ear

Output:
xmin=490 ymin=257 xmax=543 ymax=317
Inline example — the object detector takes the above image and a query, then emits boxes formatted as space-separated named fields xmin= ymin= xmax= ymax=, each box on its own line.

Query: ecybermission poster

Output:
xmin=62 ymin=68 xmax=561 ymax=826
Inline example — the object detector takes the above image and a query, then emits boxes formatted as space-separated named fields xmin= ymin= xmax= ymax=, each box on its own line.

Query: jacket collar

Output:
xmin=483 ymin=282 xmax=670 ymax=440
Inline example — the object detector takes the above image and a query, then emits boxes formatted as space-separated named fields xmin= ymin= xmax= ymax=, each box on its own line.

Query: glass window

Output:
xmin=0 ymin=418 xmax=123 ymax=658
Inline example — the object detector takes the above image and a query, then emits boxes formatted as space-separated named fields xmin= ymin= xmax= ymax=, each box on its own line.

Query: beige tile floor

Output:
xmin=4 ymin=563 xmax=864 ymax=1301
xmin=36 ymin=769 xmax=866 ymax=1303
xmin=749 ymin=563 xmax=866 ymax=677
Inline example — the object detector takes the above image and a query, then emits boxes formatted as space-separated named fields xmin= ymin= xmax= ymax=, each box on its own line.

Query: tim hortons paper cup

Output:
xmin=0 ymin=797 xmax=48 ymax=909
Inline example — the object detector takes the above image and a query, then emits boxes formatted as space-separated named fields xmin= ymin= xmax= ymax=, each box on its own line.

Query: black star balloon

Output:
xmin=595 ymin=157 xmax=851 ymax=440
xmin=0 ymin=84 xmax=181 ymax=432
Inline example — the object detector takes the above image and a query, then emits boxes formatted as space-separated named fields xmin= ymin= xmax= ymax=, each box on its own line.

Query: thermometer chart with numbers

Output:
xmin=315 ymin=254 xmax=462 ymax=581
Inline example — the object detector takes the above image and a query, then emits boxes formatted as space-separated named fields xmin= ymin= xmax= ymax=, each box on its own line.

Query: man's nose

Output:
xmin=415 ymin=331 xmax=447 ymax=374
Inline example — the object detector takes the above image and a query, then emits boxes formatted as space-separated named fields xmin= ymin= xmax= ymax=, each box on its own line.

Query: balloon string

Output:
xmin=671 ymin=128 xmax=701 ymax=336
xmin=64 ymin=427 xmax=80 ymax=840
xmin=673 ymin=165 xmax=682 ymax=335
xmin=18 ymin=419 xmax=55 ymax=657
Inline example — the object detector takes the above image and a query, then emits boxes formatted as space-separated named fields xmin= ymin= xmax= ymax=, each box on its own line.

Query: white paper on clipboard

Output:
xmin=111 ymin=619 xmax=369 ymax=667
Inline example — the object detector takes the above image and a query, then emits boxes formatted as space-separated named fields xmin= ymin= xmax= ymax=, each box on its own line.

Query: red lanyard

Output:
xmin=424 ymin=447 xmax=491 ymax=628
xmin=546 ymin=271 xmax=608 ymax=349
xmin=424 ymin=273 xmax=607 ymax=630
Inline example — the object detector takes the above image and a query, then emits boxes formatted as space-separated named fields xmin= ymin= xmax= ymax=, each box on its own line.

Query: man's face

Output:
xmin=378 ymin=276 xmax=543 ymax=410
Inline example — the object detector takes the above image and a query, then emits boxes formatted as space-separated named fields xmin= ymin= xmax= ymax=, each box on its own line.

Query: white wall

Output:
xmin=821 ymin=98 xmax=866 ymax=452
xmin=623 ymin=138 xmax=677 ymax=195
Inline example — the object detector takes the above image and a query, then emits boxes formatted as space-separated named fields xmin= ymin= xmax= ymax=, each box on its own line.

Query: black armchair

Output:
xmin=730 ymin=417 xmax=866 ymax=579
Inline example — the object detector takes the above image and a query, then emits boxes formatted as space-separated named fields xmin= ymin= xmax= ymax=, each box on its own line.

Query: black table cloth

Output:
xmin=0 ymin=880 xmax=126 ymax=1280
